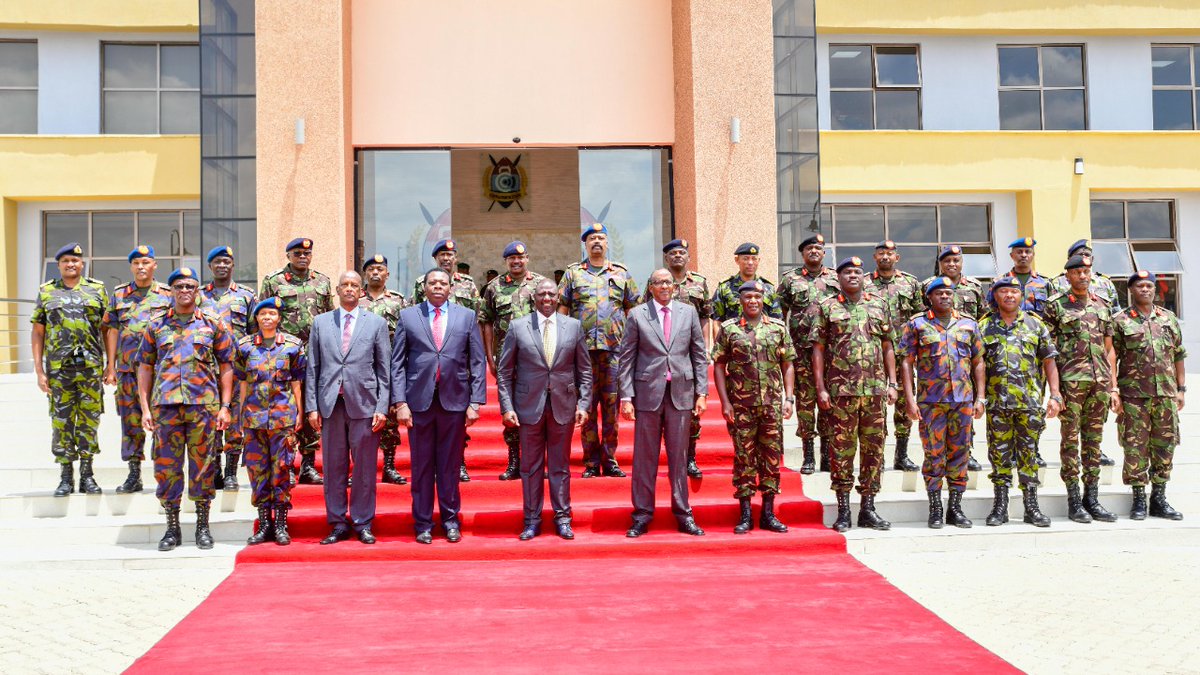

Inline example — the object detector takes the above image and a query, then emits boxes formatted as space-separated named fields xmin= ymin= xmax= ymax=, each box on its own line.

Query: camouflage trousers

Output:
xmin=1059 ymin=381 xmax=1109 ymax=487
xmin=883 ymin=363 xmax=914 ymax=440
xmin=828 ymin=396 xmax=886 ymax=495
xmin=153 ymin=404 xmax=217 ymax=507
xmin=381 ymin=415 xmax=403 ymax=455
xmin=917 ymin=402 xmax=972 ymax=493
xmin=204 ymin=387 xmax=244 ymax=483
xmin=116 ymin=371 xmax=149 ymax=461
xmin=985 ymin=408 xmax=1044 ymax=488
xmin=688 ymin=412 xmax=701 ymax=457
xmin=1118 ymin=396 xmax=1177 ymax=486
xmin=295 ymin=380 xmax=319 ymax=458
xmin=47 ymin=367 xmax=103 ymax=463
xmin=581 ymin=350 xmax=619 ymax=469
xmin=244 ymin=427 xmax=294 ymax=508
xmin=731 ymin=404 xmax=783 ymax=499
xmin=792 ymin=345 xmax=830 ymax=442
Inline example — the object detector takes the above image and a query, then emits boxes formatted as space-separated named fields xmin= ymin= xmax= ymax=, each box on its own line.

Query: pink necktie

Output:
xmin=661 ymin=305 xmax=672 ymax=382
xmin=341 ymin=311 xmax=354 ymax=354
xmin=432 ymin=306 xmax=444 ymax=382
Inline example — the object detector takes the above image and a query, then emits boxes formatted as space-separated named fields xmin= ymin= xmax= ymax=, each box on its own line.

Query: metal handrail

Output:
xmin=1 ymin=298 xmax=35 ymax=369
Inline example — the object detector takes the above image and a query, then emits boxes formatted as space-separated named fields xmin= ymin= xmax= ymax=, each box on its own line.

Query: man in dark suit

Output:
xmin=619 ymin=268 xmax=709 ymax=537
xmin=305 ymin=271 xmax=391 ymax=545
xmin=497 ymin=278 xmax=593 ymax=540
xmin=391 ymin=268 xmax=487 ymax=544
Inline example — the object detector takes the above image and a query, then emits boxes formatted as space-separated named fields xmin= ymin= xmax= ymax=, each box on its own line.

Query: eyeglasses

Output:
xmin=290 ymin=251 xmax=313 ymax=258
xmin=650 ymin=280 xmax=675 ymax=286
xmin=172 ymin=284 xmax=199 ymax=292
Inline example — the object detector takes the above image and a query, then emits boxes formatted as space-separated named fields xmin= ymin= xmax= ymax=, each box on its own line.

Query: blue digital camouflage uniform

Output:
xmin=199 ymin=281 xmax=256 ymax=475
xmin=988 ymin=269 xmax=1053 ymax=315
xmin=102 ymin=281 xmax=172 ymax=461
xmin=863 ymin=270 xmax=924 ymax=443
xmin=235 ymin=331 xmax=306 ymax=509
xmin=921 ymin=275 xmax=985 ymax=320
xmin=777 ymin=266 xmax=838 ymax=441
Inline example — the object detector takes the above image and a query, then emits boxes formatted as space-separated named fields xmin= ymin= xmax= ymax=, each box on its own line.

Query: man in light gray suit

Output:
xmin=497 ymin=278 xmax=593 ymax=541
xmin=305 ymin=271 xmax=391 ymax=545
xmin=619 ymin=268 xmax=709 ymax=537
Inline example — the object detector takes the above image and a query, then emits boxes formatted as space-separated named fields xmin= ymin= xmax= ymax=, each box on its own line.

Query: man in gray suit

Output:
xmin=497 ymin=278 xmax=593 ymax=540
xmin=391 ymin=268 xmax=487 ymax=544
xmin=305 ymin=271 xmax=391 ymax=545
xmin=619 ymin=268 xmax=709 ymax=537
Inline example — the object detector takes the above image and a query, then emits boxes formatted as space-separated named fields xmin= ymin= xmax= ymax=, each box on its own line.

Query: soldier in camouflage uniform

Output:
xmin=257 ymin=236 xmax=334 ymax=485
xmin=481 ymin=241 xmax=545 ymax=481
xmin=137 ymin=267 xmax=235 ymax=552
xmin=360 ymin=253 xmax=410 ymax=486
xmin=237 ymin=297 xmax=307 ymax=546
xmin=710 ymin=242 xmax=782 ymax=322
xmin=777 ymin=234 xmax=839 ymax=474
xmin=647 ymin=238 xmax=712 ymax=478
xmin=200 ymin=245 xmax=256 ymax=492
xmin=413 ymin=238 xmax=481 ymax=482
xmin=1041 ymin=255 xmax=1119 ymax=524
xmin=989 ymin=237 xmax=1053 ymax=315
xmin=899 ymin=276 xmax=985 ymax=529
xmin=978 ymin=276 xmax=1061 ymax=528
xmin=1112 ymin=270 xmax=1186 ymax=521
xmin=103 ymin=245 xmax=172 ymax=494
xmin=32 ymin=243 xmax=109 ymax=497
xmin=712 ymin=280 xmax=794 ymax=534
xmin=559 ymin=222 xmax=640 ymax=477
xmin=862 ymin=239 xmax=924 ymax=472
xmin=812 ymin=256 xmax=898 ymax=532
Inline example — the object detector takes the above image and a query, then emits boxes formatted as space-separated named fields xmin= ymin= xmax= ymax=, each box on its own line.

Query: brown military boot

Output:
xmin=800 ymin=438 xmax=815 ymax=475
xmin=1149 ymin=484 xmax=1183 ymax=520
xmin=733 ymin=498 xmax=753 ymax=534
xmin=857 ymin=494 xmax=890 ymax=531
xmin=1083 ymin=483 xmax=1117 ymax=522
xmin=985 ymin=484 xmax=1009 ymax=526
xmin=760 ymin=493 xmax=788 ymax=533
xmin=53 ymin=462 xmax=74 ymax=497
xmin=831 ymin=491 xmax=851 ymax=532
xmin=1021 ymin=486 xmax=1050 ymax=527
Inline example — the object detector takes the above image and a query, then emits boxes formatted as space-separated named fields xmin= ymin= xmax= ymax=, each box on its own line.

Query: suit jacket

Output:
xmin=390 ymin=301 xmax=486 ymax=413
xmin=304 ymin=307 xmax=391 ymax=419
xmin=496 ymin=312 xmax=593 ymax=426
xmin=618 ymin=299 xmax=708 ymax=411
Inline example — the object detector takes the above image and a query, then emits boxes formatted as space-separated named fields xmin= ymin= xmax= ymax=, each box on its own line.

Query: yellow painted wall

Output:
xmin=817 ymin=1 xmax=1200 ymax=35
xmin=0 ymin=0 xmax=196 ymax=31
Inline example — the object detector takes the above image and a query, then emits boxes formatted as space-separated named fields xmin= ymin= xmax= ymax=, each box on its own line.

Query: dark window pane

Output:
xmin=834 ymin=205 xmax=885 ymax=242
xmin=874 ymin=90 xmax=919 ymax=129
xmin=776 ymin=153 xmax=819 ymax=212
xmin=1152 ymin=46 xmax=1192 ymax=86
xmin=775 ymin=97 xmax=818 ymax=153
xmin=0 ymin=41 xmax=37 ymax=87
xmin=887 ymin=206 xmax=937 ymax=242
xmin=201 ymin=35 xmax=256 ymax=95
xmin=828 ymin=45 xmax=872 ymax=88
xmin=138 ymin=212 xmax=182 ymax=256
xmin=44 ymin=261 xmax=61 ymax=283
xmin=834 ymin=245 xmax=877 ymax=271
xmin=772 ymin=0 xmax=814 ymax=36
xmin=895 ymin=245 xmax=938 ymax=279
xmin=999 ymin=47 xmax=1040 ymax=86
xmin=92 ymin=212 xmax=135 ymax=257
xmin=1041 ymin=46 xmax=1084 ymax=87
xmin=1090 ymin=201 xmax=1125 ymax=239
xmin=103 ymin=91 xmax=157 ymax=133
xmin=774 ymin=38 xmax=816 ymax=95
xmin=103 ymin=44 xmax=157 ymax=88
xmin=1153 ymin=89 xmax=1194 ymax=130
xmin=1043 ymin=89 xmax=1086 ymax=130
xmin=184 ymin=211 xmax=201 ymax=257
xmin=830 ymin=91 xmax=873 ymax=130
xmin=202 ymin=158 xmax=257 ymax=219
xmin=201 ymin=0 xmax=256 ymax=33
xmin=940 ymin=205 xmax=989 ymax=243
xmin=1091 ymin=241 xmax=1134 ymax=276
xmin=89 ymin=259 xmax=132 ymax=291
xmin=1127 ymin=201 xmax=1173 ymax=239
xmin=161 ymin=45 xmax=199 ymax=89
xmin=202 ymin=96 xmax=256 ymax=156
xmin=161 ymin=91 xmax=199 ymax=133
xmin=44 ymin=213 xmax=88 ymax=257
xmin=1132 ymin=246 xmax=1184 ymax=273
xmin=999 ymin=90 xmax=1041 ymax=130
xmin=875 ymin=46 xmax=919 ymax=86
xmin=0 ymin=90 xmax=36 ymax=133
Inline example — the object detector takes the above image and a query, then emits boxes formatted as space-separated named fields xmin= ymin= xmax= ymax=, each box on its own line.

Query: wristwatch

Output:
xmin=975 ymin=398 xmax=987 ymax=407
xmin=1049 ymin=394 xmax=1063 ymax=403
xmin=469 ymin=403 xmax=480 ymax=412
xmin=887 ymin=382 xmax=898 ymax=389
xmin=785 ymin=396 xmax=796 ymax=403
xmin=1179 ymin=385 xmax=1188 ymax=393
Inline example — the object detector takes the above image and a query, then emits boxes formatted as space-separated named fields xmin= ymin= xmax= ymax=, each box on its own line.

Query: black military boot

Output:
xmin=1034 ymin=452 xmax=1047 ymax=468
xmin=53 ymin=462 xmax=74 ymax=497
xmin=893 ymin=437 xmax=918 ymax=471
xmin=381 ymin=448 xmax=406 ymax=485
xmin=686 ymin=447 xmax=702 ymax=479
xmin=212 ymin=451 xmax=224 ymax=490
xmin=298 ymin=453 xmax=324 ymax=485
xmin=985 ymin=484 xmax=1009 ymax=526
xmin=1066 ymin=483 xmax=1092 ymax=523
xmin=733 ymin=498 xmax=753 ymax=534
xmin=158 ymin=505 xmax=182 ymax=552
xmin=760 ymin=493 xmax=788 ymax=533
xmin=800 ymin=438 xmax=815 ymax=475
xmin=1099 ymin=452 xmax=1116 ymax=467
xmin=274 ymin=505 xmax=292 ymax=545
xmin=1129 ymin=485 xmax=1148 ymax=520
xmin=946 ymin=490 xmax=973 ymax=528
xmin=967 ymin=453 xmax=982 ymax=472
xmin=459 ymin=461 xmax=471 ymax=482
xmin=857 ymin=494 xmax=890 ymax=531
xmin=831 ymin=491 xmax=851 ymax=533
xmin=247 ymin=504 xmax=274 ymax=545
xmin=115 ymin=459 xmax=142 ymax=494
xmin=77 ymin=457 xmax=102 ymax=494
xmin=222 ymin=451 xmax=240 ymax=491
xmin=498 ymin=446 xmax=520 ymax=481
xmin=1022 ymin=486 xmax=1051 ymax=527
xmin=1083 ymin=483 xmax=1117 ymax=522
xmin=1149 ymin=484 xmax=1183 ymax=521
xmin=195 ymin=500 xmax=215 ymax=549
xmin=927 ymin=489 xmax=944 ymax=529
xmin=818 ymin=438 xmax=830 ymax=473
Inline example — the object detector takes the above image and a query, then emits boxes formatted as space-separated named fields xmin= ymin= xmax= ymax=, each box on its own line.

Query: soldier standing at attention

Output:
xmin=258 ymin=237 xmax=333 ymax=485
xmin=103 ymin=245 xmax=172 ymax=494
xmin=978 ymin=276 xmax=1061 ymax=528
xmin=812 ymin=256 xmax=897 ymax=532
xmin=899 ymin=277 xmax=985 ymax=529
xmin=992 ymin=237 xmax=1052 ymax=315
xmin=238 ymin=297 xmax=307 ymax=546
xmin=559 ymin=223 xmax=640 ymax=478
xmin=1041 ymin=255 xmax=1119 ymax=524
xmin=480 ymin=241 xmax=545 ymax=480
xmin=1112 ymin=270 xmax=1186 ymax=521
xmin=200 ymin=245 xmax=256 ymax=492
xmin=777 ymin=234 xmax=838 ymax=474
xmin=711 ymin=242 xmax=783 ymax=323
xmin=360 ymin=253 xmax=410 ymax=485
xmin=712 ymin=280 xmax=795 ymax=534
xmin=137 ymin=267 xmax=235 ymax=551
xmin=862 ymin=240 xmax=923 ymax=472
xmin=32 ymin=243 xmax=109 ymax=497
xmin=647 ymin=238 xmax=712 ymax=478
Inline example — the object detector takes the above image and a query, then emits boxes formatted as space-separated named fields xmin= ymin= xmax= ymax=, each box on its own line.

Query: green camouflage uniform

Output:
xmin=1112 ymin=305 xmax=1186 ymax=486
xmin=1041 ymin=290 xmax=1114 ymax=487
xmin=978 ymin=311 xmax=1058 ymax=488
xmin=922 ymin=275 xmax=985 ymax=320
xmin=413 ymin=272 xmax=481 ymax=313
xmin=1051 ymin=272 xmax=1120 ymax=310
xmin=711 ymin=274 xmax=782 ymax=323
xmin=360 ymin=288 xmax=411 ymax=456
xmin=712 ymin=316 xmax=795 ymax=499
xmin=31 ymin=277 xmax=108 ymax=464
xmin=480 ymin=271 xmax=545 ymax=453
xmin=645 ymin=270 xmax=713 ymax=457
xmin=811 ymin=292 xmax=894 ymax=495
xmin=777 ymin=266 xmax=838 ymax=441
xmin=863 ymin=270 xmax=924 ymax=443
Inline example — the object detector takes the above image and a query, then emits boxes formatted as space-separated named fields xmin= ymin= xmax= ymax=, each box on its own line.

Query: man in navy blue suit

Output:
xmin=391 ymin=268 xmax=487 ymax=544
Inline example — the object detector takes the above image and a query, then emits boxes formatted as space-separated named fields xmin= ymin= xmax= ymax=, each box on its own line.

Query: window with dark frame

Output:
xmin=101 ymin=42 xmax=199 ymax=134
xmin=998 ymin=44 xmax=1087 ymax=130
xmin=829 ymin=44 xmax=922 ymax=130
xmin=1089 ymin=199 xmax=1183 ymax=316
xmin=0 ymin=40 xmax=38 ymax=134
xmin=1151 ymin=44 xmax=1199 ymax=130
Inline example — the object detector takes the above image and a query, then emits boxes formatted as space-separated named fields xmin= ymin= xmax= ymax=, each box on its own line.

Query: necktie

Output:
xmin=542 ymin=318 xmax=555 ymax=366
xmin=341 ymin=311 xmax=354 ymax=355
xmin=432 ymin=306 xmax=444 ymax=350
xmin=661 ymin=305 xmax=672 ymax=382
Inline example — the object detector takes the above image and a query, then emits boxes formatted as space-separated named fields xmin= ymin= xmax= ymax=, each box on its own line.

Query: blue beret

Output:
xmin=503 ymin=241 xmax=528 ymax=258
xmin=990 ymin=276 xmax=1021 ymax=291
xmin=925 ymin=276 xmax=955 ymax=295
xmin=252 ymin=297 xmax=284 ymax=316
xmin=582 ymin=222 xmax=607 ymax=242
xmin=938 ymin=245 xmax=963 ymax=260
xmin=1128 ymin=270 xmax=1156 ymax=285
xmin=285 ymin=237 xmax=313 ymax=252
xmin=166 ymin=267 xmax=197 ymax=286
xmin=363 ymin=253 xmax=388 ymax=270
xmin=55 ymin=242 xmax=84 ymax=260
xmin=875 ymin=239 xmax=896 ymax=250
xmin=737 ymin=280 xmax=766 ymax=294
xmin=734 ymin=242 xmax=760 ymax=256
xmin=1008 ymin=237 xmax=1037 ymax=249
xmin=1067 ymin=239 xmax=1091 ymax=256
xmin=128 ymin=245 xmax=155 ymax=262
xmin=207 ymin=245 xmax=234 ymax=263
xmin=663 ymin=238 xmax=688 ymax=253
xmin=1064 ymin=254 xmax=1091 ymax=270
xmin=798 ymin=234 xmax=826 ymax=251
xmin=432 ymin=239 xmax=457 ymax=256
xmin=836 ymin=256 xmax=864 ymax=272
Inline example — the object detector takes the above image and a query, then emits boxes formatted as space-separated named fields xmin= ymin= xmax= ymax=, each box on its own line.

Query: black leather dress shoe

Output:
xmin=320 ymin=529 xmax=350 ymax=545
xmin=601 ymin=463 xmax=626 ymax=478
xmin=357 ymin=528 xmax=376 ymax=544
xmin=556 ymin=523 xmax=575 ymax=540
xmin=581 ymin=466 xmax=600 ymax=478
xmin=445 ymin=527 xmax=462 ymax=543
xmin=518 ymin=526 xmax=540 ymax=541
xmin=677 ymin=517 xmax=705 ymax=536
xmin=626 ymin=522 xmax=648 ymax=538
xmin=415 ymin=531 xmax=433 ymax=544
